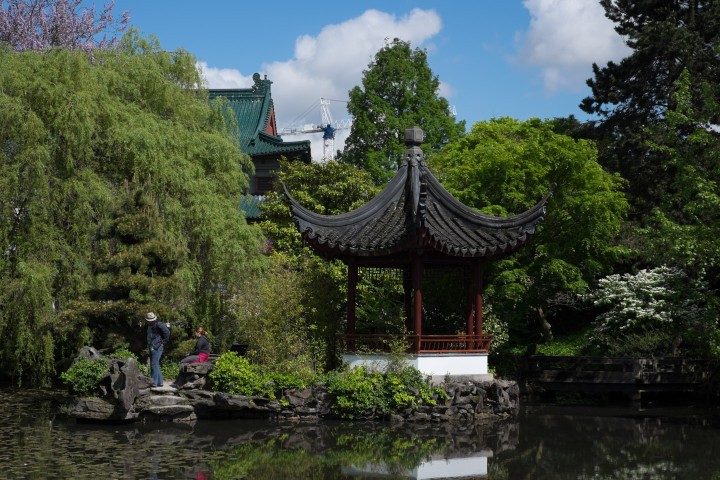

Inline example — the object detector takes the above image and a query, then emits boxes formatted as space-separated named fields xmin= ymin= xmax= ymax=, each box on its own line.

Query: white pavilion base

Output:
xmin=343 ymin=451 xmax=491 ymax=479
xmin=342 ymin=352 xmax=493 ymax=384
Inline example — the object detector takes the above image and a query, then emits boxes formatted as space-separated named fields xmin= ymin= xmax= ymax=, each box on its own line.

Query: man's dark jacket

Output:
xmin=142 ymin=321 xmax=171 ymax=350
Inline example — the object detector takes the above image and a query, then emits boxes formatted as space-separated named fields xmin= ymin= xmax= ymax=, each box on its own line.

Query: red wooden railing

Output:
xmin=336 ymin=333 xmax=493 ymax=354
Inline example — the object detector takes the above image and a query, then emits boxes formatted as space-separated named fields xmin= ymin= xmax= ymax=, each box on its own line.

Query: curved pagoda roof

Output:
xmin=284 ymin=127 xmax=553 ymax=262
xmin=209 ymin=73 xmax=311 ymax=162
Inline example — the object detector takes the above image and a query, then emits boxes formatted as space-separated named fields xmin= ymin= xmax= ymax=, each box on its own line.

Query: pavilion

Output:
xmin=283 ymin=127 xmax=553 ymax=382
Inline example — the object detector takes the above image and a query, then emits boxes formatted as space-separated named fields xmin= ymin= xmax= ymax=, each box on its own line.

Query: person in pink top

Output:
xmin=180 ymin=327 xmax=210 ymax=365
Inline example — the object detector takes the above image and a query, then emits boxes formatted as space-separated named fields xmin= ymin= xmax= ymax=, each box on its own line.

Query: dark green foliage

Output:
xmin=338 ymin=38 xmax=465 ymax=185
xmin=62 ymin=180 xmax=186 ymax=352
xmin=59 ymin=357 xmax=108 ymax=395
xmin=430 ymin=118 xmax=629 ymax=340
xmin=0 ymin=31 xmax=266 ymax=386
xmin=322 ymin=366 xmax=447 ymax=419
xmin=580 ymin=0 xmax=720 ymax=214
xmin=640 ymin=71 xmax=720 ymax=280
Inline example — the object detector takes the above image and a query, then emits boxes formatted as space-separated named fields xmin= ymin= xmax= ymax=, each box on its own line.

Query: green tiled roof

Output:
xmin=239 ymin=195 xmax=266 ymax=219
xmin=209 ymin=73 xmax=311 ymax=161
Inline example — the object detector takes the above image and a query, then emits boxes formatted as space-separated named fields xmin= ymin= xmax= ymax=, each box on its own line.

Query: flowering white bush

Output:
xmin=586 ymin=266 xmax=715 ymax=355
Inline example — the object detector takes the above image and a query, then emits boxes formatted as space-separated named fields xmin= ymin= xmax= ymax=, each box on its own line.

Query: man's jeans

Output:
xmin=149 ymin=345 xmax=164 ymax=387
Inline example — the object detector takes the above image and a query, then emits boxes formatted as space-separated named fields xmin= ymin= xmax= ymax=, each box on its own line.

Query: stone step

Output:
xmin=147 ymin=404 xmax=194 ymax=415
xmin=150 ymin=384 xmax=178 ymax=394
xmin=151 ymin=395 xmax=186 ymax=406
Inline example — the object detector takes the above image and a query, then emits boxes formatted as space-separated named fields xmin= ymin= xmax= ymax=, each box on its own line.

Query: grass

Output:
xmin=535 ymin=324 xmax=594 ymax=357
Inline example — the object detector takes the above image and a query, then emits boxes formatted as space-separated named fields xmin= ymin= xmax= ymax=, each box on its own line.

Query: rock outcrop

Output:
xmin=67 ymin=351 xmax=519 ymax=424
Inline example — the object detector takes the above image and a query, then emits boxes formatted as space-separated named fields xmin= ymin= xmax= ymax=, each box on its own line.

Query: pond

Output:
xmin=1 ymin=389 xmax=720 ymax=479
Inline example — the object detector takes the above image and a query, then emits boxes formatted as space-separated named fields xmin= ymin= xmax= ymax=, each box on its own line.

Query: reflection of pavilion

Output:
xmin=285 ymin=127 xmax=552 ymax=381
xmin=343 ymin=451 xmax=492 ymax=479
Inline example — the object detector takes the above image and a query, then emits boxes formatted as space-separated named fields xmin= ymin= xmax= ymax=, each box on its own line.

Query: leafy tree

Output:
xmin=338 ymin=38 xmax=464 ymax=185
xmin=0 ymin=32 xmax=265 ymax=385
xmin=0 ymin=0 xmax=131 ymax=53
xmin=228 ymin=253 xmax=339 ymax=377
xmin=61 ymin=180 xmax=186 ymax=353
xmin=254 ymin=160 xmax=380 ymax=370
xmin=429 ymin=118 xmax=629 ymax=340
xmin=640 ymin=70 xmax=720 ymax=280
xmin=580 ymin=0 xmax=720 ymax=214
xmin=260 ymin=159 xmax=378 ymax=256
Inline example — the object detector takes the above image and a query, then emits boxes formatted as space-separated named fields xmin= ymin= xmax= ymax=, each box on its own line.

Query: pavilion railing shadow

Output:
xmin=336 ymin=334 xmax=493 ymax=354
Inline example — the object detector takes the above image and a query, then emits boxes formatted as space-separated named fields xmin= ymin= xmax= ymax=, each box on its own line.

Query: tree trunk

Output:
xmin=535 ymin=306 xmax=553 ymax=341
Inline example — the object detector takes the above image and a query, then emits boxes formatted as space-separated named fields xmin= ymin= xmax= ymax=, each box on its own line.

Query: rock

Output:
xmin=414 ymin=412 xmax=430 ymax=421
xmin=111 ymin=357 xmax=140 ymax=411
xmin=214 ymin=393 xmax=252 ymax=410
xmin=182 ymin=362 xmax=215 ymax=375
xmin=137 ymin=375 xmax=154 ymax=389
xmin=454 ymin=394 xmax=473 ymax=405
xmin=172 ymin=412 xmax=197 ymax=423
xmin=388 ymin=414 xmax=405 ymax=423
xmin=294 ymin=388 xmax=313 ymax=400
xmin=151 ymin=395 xmax=186 ymax=407
xmin=285 ymin=394 xmax=306 ymax=407
xmin=148 ymin=405 xmax=194 ymax=415
xmin=71 ymin=346 xmax=106 ymax=366
xmin=69 ymin=397 xmax=138 ymax=421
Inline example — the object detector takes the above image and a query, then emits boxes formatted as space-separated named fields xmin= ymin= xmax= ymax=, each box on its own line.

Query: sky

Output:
xmin=113 ymin=0 xmax=630 ymax=160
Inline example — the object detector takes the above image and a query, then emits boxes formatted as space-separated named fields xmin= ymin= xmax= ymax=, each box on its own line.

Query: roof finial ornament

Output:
xmin=251 ymin=72 xmax=272 ymax=94
xmin=403 ymin=126 xmax=425 ymax=218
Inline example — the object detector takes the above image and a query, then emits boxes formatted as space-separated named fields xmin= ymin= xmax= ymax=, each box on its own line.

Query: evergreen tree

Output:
xmin=62 ymin=180 xmax=185 ymax=352
xmin=580 ymin=0 xmax=720 ymax=215
xmin=338 ymin=38 xmax=464 ymax=185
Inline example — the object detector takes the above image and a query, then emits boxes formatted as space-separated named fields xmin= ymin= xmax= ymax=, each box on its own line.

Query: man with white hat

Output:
xmin=142 ymin=312 xmax=171 ymax=387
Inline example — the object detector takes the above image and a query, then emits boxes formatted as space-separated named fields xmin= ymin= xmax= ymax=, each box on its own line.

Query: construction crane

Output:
xmin=281 ymin=100 xmax=456 ymax=161
xmin=280 ymin=98 xmax=352 ymax=162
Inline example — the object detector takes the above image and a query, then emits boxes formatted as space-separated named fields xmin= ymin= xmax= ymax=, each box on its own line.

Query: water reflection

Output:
xmin=2 ymin=389 xmax=720 ymax=479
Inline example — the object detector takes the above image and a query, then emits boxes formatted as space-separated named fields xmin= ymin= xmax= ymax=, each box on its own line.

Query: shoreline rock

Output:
xmin=68 ymin=355 xmax=519 ymax=424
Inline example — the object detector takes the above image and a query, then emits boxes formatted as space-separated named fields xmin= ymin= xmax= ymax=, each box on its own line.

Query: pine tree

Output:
xmin=580 ymin=0 xmax=720 ymax=215
xmin=338 ymin=38 xmax=464 ymax=185
xmin=63 ymin=179 xmax=185 ymax=352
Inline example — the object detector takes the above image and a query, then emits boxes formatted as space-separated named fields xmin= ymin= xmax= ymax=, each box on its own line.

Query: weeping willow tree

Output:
xmin=0 ymin=31 xmax=267 ymax=386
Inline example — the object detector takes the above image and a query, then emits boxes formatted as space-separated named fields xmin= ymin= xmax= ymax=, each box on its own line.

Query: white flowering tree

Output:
xmin=586 ymin=266 xmax=717 ymax=357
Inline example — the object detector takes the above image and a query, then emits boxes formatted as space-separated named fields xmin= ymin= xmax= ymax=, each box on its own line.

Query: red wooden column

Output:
xmin=465 ymin=267 xmax=474 ymax=337
xmin=474 ymin=259 xmax=483 ymax=339
xmin=347 ymin=259 xmax=358 ymax=339
xmin=465 ymin=266 xmax=474 ymax=350
xmin=413 ymin=256 xmax=423 ymax=338
xmin=403 ymin=266 xmax=412 ymax=333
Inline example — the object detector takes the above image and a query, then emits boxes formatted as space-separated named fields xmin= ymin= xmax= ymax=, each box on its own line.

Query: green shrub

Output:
xmin=59 ymin=357 xmax=108 ymax=395
xmin=208 ymin=352 xmax=309 ymax=398
xmin=160 ymin=358 xmax=179 ymax=381
xmin=323 ymin=365 xmax=447 ymax=419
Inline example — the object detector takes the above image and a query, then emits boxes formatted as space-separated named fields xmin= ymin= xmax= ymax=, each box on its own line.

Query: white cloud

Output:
xmin=438 ymin=81 xmax=456 ymax=99
xmin=199 ymin=8 xmax=445 ymax=161
xmin=199 ymin=62 xmax=254 ymax=89
xmin=513 ymin=0 xmax=631 ymax=95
